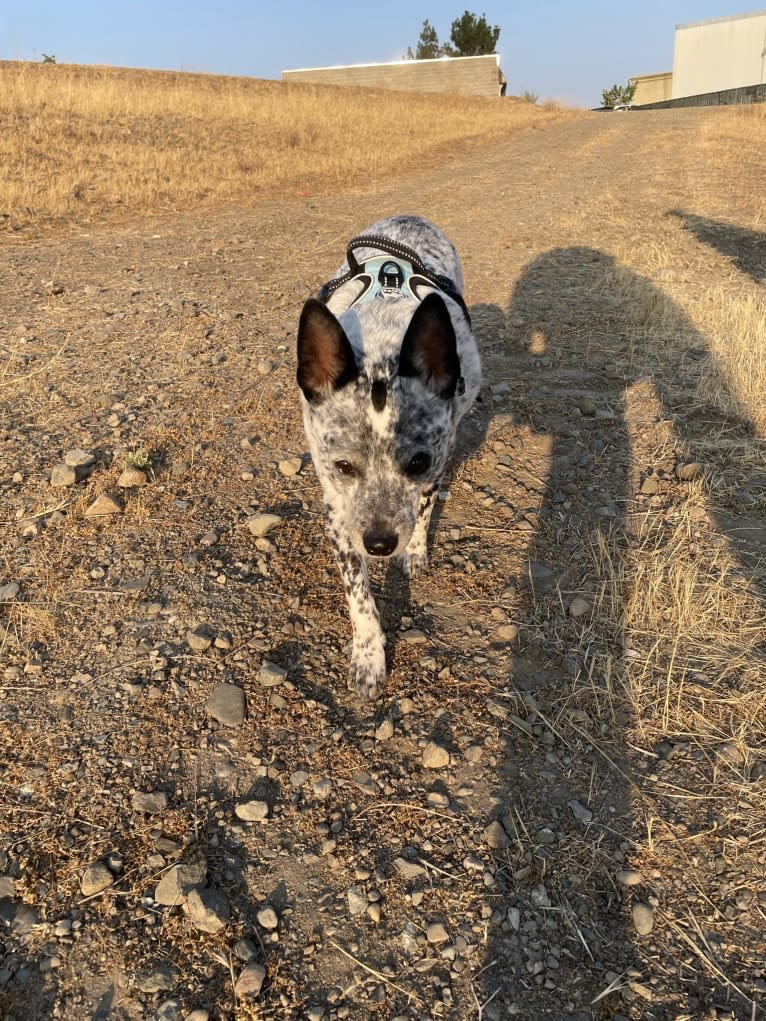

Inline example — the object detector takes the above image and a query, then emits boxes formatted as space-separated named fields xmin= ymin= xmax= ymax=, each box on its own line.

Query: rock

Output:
xmin=0 ymin=876 xmax=15 ymax=900
xmin=84 ymin=493 xmax=123 ymax=517
xmin=184 ymin=1011 xmax=210 ymax=1021
xmin=289 ymin=769 xmax=308 ymax=788
xmin=632 ymin=902 xmax=654 ymax=935
xmin=235 ymin=799 xmax=269 ymax=822
xmin=367 ymin=902 xmax=381 ymax=923
xmin=278 ymin=457 xmax=302 ymax=477
xmin=346 ymin=886 xmax=367 ymax=917
xmin=496 ymin=623 xmax=518 ymax=641
xmin=375 ymin=718 xmax=394 ymax=741
xmin=234 ymin=963 xmax=266 ymax=999
xmin=568 ymin=799 xmax=593 ymax=823
xmin=132 ymin=790 xmax=168 ymax=814
xmin=0 ymin=583 xmax=20 ymax=603
xmin=526 ymin=561 xmax=557 ymax=593
xmin=157 ymin=1000 xmax=183 ymax=1021
xmin=394 ymin=857 xmax=426 ymax=881
xmin=137 ymin=963 xmax=178 ymax=993
xmin=80 ymin=860 xmax=114 ymax=896
xmin=530 ymin=884 xmax=552 ymax=909
xmin=206 ymin=683 xmax=246 ymax=727
xmin=577 ymin=396 xmax=596 ymax=416
xmin=186 ymin=625 xmax=214 ymax=652
xmin=639 ymin=474 xmax=659 ymax=495
xmin=616 ymin=869 xmax=642 ymax=887
xmin=568 ymin=597 xmax=591 ymax=619
xmin=426 ymin=921 xmax=450 ymax=944
xmin=246 ymin=513 xmax=283 ymax=537
xmin=483 ymin=820 xmax=511 ymax=849
xmin=50 ymin=463 xmax=78 ymax=487
xmin=117 ymin=467 xmax=148 ymax=488
xmin=422 ymin=741 xmax=450 ymax=769
xmin=256 ymin=905 xmax=278 ymax=931
xmin=676 ymin=462 xmax=702 ymax=481
xmin=258 ymin=661 xmax=287 ymax=686
xmin=401 ymin=628 xmax=427 ymax=644
xmin=6 ymin=903 xmax=40 ymax=935
xmin=64 ymin=449 xmax=96 ymax=470
xmin=186 ymin=886 xmax=230 ymax=933
xmin=154 ymin=862 xmax=208 ymax=906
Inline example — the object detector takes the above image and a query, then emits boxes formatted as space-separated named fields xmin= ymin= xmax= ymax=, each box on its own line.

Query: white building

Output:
xmin=671 ymin=8 xmax=766 ymax=99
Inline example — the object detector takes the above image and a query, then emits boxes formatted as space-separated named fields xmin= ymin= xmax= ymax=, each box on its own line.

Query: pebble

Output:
xmin=154 ymin=862 xmax=208 ymax=906
xmin=367 ymin=902 xmax=381 ymax=923
xmin=375 ymin=718 xmax=394 ymax=741
xmin=117 ymin=467 xmax=148 ymax=488
xmin=483 ymin=820 xmax=511 ymax=849
xmin=568 ymin=799 xmax=593 ymax=823
xmin=186 ymin=625 xmax=214 ymax=652
xmin=640 ymin=474 xmax=659 ymax=495
xmin=422 ymin=741 xmax=450 ymax=769
xmin=184 ymin=1012 xmax=210 ymax=1021
xmin=156 ymin=1000 xmax=183 ymax=1021
xmin=50 ymin=463 xmax=78 ymax=487
xmin=235 ymin=799 xmax=269 ymax=822
xmin=258 ymin=660 xmax=287 ymax=686
xmin=676 ymin=462 xmax=702 ymax=481
xmin=278 ymin=457 xmax=302 ymax=477
xmin=234 ymin=963 xmax=266 ymax=999
xmin=616 ymin=869 xmax=642 ymax=887
xmin=84 ymin=493 xmax=123 ymax=517
xmin=395 ymin=857 xmax=426 ymax=880
xmin=401 ymin=628 xmax=427 ymax=644
xmin=290 ymin=769 xmax=308 ymax=788
xmin=0 ymin=876 xmax=15 ymax=900
xmin=64 ymin=449 xmax=96 ymax=470
xmin=0 ymin=582 xmax=20 ymax=603
xmin=632 ymin=902 xmax=654 ymax=935
xmin=426 ymin=921 xmax=450 ymax=944
xmin=496 ymin=623 xmax=518 ymax=641
xmin=132 ymin=790 xmax=168 ymax=814
xmin=137 ymin=963 xmax=178 ymax=993
xmin=257 ymin=905 xmax=279 ymax=931
xmin=530 ymin=884 xmax=552 ymax=909
xmin=247 ymin=513 xmax=283 ymax=537
xmin=347 ymin=886 xmax=367 ymax=917
xmin=568 ymin=597 xmax=591 ymax=619
xmin=80 ymin=861 xmax=114 ymax=896
xmin=207 ymin=683 xmax=246 ymax=727
xmin=186 ymin=886 xmax=230 ymax=933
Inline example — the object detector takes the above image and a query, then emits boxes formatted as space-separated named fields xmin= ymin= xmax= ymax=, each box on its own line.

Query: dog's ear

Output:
xmin=398 ymin=293 xmax=460 ymax=398
xmin=297 ymin=299 xmax=359 ymax=404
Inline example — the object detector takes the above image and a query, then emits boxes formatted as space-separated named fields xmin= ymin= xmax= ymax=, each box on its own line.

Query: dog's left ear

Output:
xmin=398 ymin=293 xmax=460 ymax=398
xmin=297 ymin=298 xmax=359 ymax=404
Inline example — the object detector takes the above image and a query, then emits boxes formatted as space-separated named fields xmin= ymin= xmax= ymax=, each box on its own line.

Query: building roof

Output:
xmin=676 ymin=8 xmax=766 ymax=30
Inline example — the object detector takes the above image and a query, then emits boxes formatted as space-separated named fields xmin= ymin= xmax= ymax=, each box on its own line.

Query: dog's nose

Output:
xmin=363 ymin=529 xmax=398 ymax=557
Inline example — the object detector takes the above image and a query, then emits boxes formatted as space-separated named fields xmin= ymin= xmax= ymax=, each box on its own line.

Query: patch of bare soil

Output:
xmin=1 ymin=109 xmax=764 ymax=1021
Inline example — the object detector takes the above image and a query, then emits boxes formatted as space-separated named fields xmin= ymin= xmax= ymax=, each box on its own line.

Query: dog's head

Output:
xmin=297 ymin=293 xmax=462 ymax=558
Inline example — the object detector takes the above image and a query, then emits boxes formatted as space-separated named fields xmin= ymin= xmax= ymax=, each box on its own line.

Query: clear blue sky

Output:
xmin=1 ymin=2 xmax=760 ymax=107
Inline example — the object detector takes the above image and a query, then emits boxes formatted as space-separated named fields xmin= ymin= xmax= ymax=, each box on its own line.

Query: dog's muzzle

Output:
xmin=363 ymin=528 xmax=399 ymax=557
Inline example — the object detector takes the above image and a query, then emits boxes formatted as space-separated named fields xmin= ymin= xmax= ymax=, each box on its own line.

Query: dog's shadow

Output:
xmin=376 ymin=312 xmax=494 ymax=681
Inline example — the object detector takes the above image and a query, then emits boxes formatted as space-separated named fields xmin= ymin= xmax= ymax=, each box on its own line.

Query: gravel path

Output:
xmin=1 ymin=108 xmax=765 ymax=1021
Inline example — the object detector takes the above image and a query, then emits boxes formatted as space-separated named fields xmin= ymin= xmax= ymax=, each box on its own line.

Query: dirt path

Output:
xmin=1 ymin=109 xmax=765 ymax=1021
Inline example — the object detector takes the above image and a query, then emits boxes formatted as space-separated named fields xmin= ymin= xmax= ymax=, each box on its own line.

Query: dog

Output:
xmin=296 ymin=215 xmax=481 ymax=699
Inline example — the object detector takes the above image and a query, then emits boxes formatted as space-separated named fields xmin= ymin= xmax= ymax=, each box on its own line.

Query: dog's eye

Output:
xmin=334 ymin=459 xmax=356 ymax=477
xmin=406 ymin=452 xmax=432 ymax=477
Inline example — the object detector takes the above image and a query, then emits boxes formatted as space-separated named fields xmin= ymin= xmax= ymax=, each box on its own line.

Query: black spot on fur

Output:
xmin=371 ymin=378 xmax=387 ymax=413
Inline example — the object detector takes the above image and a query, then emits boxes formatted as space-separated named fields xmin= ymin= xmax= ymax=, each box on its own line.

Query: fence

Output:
xmin=635 ymin=81 xmax=766 ymax=110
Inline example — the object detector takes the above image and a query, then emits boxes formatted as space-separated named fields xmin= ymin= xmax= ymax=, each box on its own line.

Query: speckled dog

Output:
xmin=296 ymin=215 xmax=481 ymax=699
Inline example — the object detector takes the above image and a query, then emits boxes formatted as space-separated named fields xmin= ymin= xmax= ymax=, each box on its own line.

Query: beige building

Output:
xmin=283 ymin=54 xmax=503 ymax=99
xmin=671 ymin=8 xmax=766 ymax=98
xmin=630 ymin=71 xmax=673 ymax=105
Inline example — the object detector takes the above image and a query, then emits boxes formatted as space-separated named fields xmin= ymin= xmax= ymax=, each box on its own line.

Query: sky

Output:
xmin=1 ymin=1 xmax=762 ymax=108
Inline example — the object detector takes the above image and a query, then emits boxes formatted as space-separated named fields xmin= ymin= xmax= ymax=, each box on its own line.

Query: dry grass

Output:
xmin=0 ymin=60 xmax=576 ymax=232
xmin=699 ymin=103 xmax=766 ymax=228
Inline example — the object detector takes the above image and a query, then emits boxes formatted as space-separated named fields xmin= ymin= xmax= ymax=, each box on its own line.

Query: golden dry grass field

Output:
xmin=0 ymin=62 xmax=765 ymax=1021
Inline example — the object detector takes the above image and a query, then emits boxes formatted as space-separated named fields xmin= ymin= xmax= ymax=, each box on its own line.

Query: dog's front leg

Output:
xmin=327 ymin=519 xmax=386 ymax=699
xmin=401 ymin=481 xmax=441 ymax=578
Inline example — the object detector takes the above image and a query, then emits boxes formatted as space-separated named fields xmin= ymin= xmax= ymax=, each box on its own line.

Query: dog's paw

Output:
xmin=348 ymin=645 xmax=386 ymax=700
xmin=400 ymin=549 xmax=429 ymax=579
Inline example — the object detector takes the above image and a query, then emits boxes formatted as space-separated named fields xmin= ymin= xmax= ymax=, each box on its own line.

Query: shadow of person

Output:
xmin=473 ymin=246 xmax=765 ymax=1018
xmin=668 ymin=209 xmax=766 ymax=284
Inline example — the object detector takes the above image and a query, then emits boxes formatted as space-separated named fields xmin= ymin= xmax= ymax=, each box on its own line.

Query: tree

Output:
xmin=601 ymin=80 xmax=636 ymax=109
xmin=444 ymin=11 xmax=500 ymax=56
xmin=404 ymin=19 xmax=445 ymax=60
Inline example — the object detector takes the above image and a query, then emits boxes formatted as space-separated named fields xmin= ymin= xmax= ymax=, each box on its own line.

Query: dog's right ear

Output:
xmin=297 ymin=299 xmax=359 ymax=404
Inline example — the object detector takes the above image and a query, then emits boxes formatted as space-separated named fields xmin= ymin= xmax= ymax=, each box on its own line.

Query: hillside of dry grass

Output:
xmin=0 ymin=61 xmax=576 ymax=234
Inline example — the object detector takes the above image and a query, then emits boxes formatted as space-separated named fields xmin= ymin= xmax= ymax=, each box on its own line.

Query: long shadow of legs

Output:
xmin=669 ymin=209 xmax=766 ymax=284
xmin=475 ymin=246 xmax=766 ymax=1019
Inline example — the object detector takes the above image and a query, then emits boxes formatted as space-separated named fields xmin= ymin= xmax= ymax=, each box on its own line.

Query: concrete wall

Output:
xmin=631 ymin=71 xmax=673 ymax=106
xmin=672 ymin=9 xmax=766 ymax=99
xmin=283 ymin=54 xmax=502 ymax=99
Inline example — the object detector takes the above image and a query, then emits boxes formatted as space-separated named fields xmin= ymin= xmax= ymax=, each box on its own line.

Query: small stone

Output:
xmin=639 ymin=474 xmax=659 ymax=495
xmin=117 ymin=467 xmax=148 ymax=488
xmin=156 ymin=1000 xmax=183 ymax=1021
xmin=375 ymin=718 xmax=394 ymax=741
xmin=184 ymin=1012 xmax=210 ymax=1021
xmin=132 ymin=790 xmax=168 ymax=814
xmin=187 ymin=625 xmax=214 ymax=652
xmin=235 ymin=799 xmax=269 ymax=822
xmin=496 ymin=623 xmax=518 ymax=641
xmin=676 ymin=462 xmax=702 ymax=481
xmin=422 ymin=741 xmax=450 ymax=769
xmin=137 ymin=963 xmax=178 ymax=993
xmin=207 ymin=683 xmax=246 ymax=727
xmin=312 ymin=778 xmax=333 ymax=799
xmin=577 ymin=396 xmax=596 ymax=416
xmin=258 ymin=660 xmax=287 ymax=686
xmin=632 ymin=902 xmax=654 ymax=935
xmin=278 ymin=457 xmax=302 ymax=477
xmin=530 ymin=884 xmax=552 ymax=909
xmin=0 ymin=876 xmax=15 ymax=900
xmin=367 ymin=902 xmax=381 ymax=923
xmin=235 ymin=963 xmax=266 ymax=1000
xmin=186 ymin=886 xmax=230 ymax=933
xmin=9 ymin=903 xmax=40 ymax=935
xmin=616 ymin=869 xmax=642 ymax=887
xmin=154 ymin=862 xmax=208 ymax=906
xmin=50 ymin=463 xmax=78 ymax=487
xmin=84 ymin=493 xmax=123 ymax=517
xmin=64 ymin=449 xmax=96 ymax=469
xmin=290 ymin=769 xmax=308 ymax=788
xmin=568 ymin=597 xmax=590 ymax=619
xmin=257 ymin=905 xmax=278 ymax=931
xmin=394 ymin=857 xmax=426 ymax=880
xmin=401 ymin=628 xmax=427 ymax=644
xmin=80 ymin=861 xmax=114 ymax=896
xmin=246 ymin=513 xmax=283 ymax=537
xmin=568 ymin=799 xmax=593 ymax=823
xmin=464 ymin=744 xmax=483 ymax=763
xmin=306 ymin=1007 xmax=326 ymax=1021
xmin=483 ymin=820 xmax=511 ymax=849
xmin=346 ymin=886 xmax=367 ymax=917
xmin=508 ymin=906 xmax=521 ymax=930
xmin=426 ymin=921 xmax=449 ymax=944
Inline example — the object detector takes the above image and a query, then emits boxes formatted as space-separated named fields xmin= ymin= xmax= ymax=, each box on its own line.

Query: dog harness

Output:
xmin=318 ymin=234 xmax=471 ymax=324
